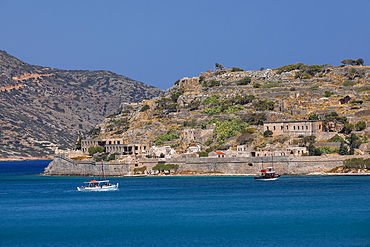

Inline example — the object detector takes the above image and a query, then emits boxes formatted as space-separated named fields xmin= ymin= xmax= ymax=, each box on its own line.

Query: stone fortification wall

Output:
xmin=45 ymin=155 xmax=370 ymax=176
xmin=44 ymin=156 xmax=130 ymax=176
xmin=140 ymin=155 xmax=370 ymax=175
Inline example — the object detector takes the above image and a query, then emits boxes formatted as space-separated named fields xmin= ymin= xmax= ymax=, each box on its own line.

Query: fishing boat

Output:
xmin=77 ymin=180 xmax=119 ymax=191
xmin=254 ymin=155 xmax=280 ymax=181
xmin=77 ymin=165 xmax=119 ymax=191
xmin=254 ymin=166 xmax=280 ymax=181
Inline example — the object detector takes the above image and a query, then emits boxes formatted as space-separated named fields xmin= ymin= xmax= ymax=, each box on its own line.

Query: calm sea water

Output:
xmin=0 ymin=160 xmax=369 ymax=247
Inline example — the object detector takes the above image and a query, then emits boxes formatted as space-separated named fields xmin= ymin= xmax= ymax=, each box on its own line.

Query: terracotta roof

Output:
xmin=325 ymin=153 xmax=340 ymax=156
xmin=214 ymin=151 xmax=225 ymax=154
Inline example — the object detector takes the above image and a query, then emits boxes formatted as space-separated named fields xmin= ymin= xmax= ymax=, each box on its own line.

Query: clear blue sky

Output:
xmin=1 ymin=0 xmax=369 ymax=89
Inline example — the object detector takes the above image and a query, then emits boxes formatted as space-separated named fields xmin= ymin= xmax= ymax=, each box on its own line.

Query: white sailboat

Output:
xmin=77 ymin=165 xmax=119 ymax=191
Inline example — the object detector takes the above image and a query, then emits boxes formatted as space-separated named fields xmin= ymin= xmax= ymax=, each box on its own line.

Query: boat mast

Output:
xmin=272 ymin=152 xmax=274 ymax=169
xmin=101 ymin=164 xmax=105 ymax=181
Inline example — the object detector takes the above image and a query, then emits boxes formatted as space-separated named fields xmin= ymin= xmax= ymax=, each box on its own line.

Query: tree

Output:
xmin=339 ymin=141 xmax=348 ymax=155
xmin=263 ymin=130 xmax=273 ymax=137
xmin=308 ymin=114 xmax=319 ymax=120
xmin=347 ymin=133 xmax=361 ymax=149
xmin=341 ymin=59 xmax=357 ymax=66
xmin=159 ymin=153 xmax=165 ymax=158
xmin=356 ymin=58 xmax=364 ymax=66
xmin=342 ymin=123 xmax=354 ymax=134
xmin=355 ymin=121 xmax=366 ymax=131
xmin=214 ymin=63 xmax=224 ymax=71
xmin=308 ymin=142 xmax=322 ymax=156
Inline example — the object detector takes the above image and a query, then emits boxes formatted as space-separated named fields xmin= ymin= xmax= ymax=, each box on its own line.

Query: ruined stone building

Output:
xmin=81 ymin=138 xmax=148 ymax=156
xmin=235 ymin=144 xmax=307 ymax=157
xmin=263 ymin=120 xmax=324 ymax=137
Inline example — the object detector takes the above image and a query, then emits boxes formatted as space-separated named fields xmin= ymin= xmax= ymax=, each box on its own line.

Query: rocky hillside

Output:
xmin=0 ymin=50 xmax=164 ymax=158
xmin=92 ymin=62 xmax=370 ymax=154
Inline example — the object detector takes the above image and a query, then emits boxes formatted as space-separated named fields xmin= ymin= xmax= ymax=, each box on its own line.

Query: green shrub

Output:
xmin=154 ymin=130 xmax=179 ymax=146
xmin=276 ymin=63 xmax=305 ymax=74
xmin=225 ymin=105 xmax=244 ymax=114
xmin=263 ymin=130 xmax=273 ymax=137
xmin=207 ymin=80 xmax=220 ymax=87
xmin=261 ymin=82 xmax=281 ymax=89
xmin=237 ymin=77 xmax=251 ymax=85
xmin=355 ymin=121 xmax=366 ymax=131
xmin=320 ymin=146 xmax=339 ymax=154
xmin=152 ymin=164 xmax=179 ymax=172
xmin=339 ymin=141 xmax=348 ymax=155
xmin=324 ymin=91 xmax=332 ymax=97
xmin=203 ymin=106 xmax=222 ymax=116
xmin=107 ymin=114 xmax=117 ymax=118
xmin=213 ymin=118 xmax=249 ymax=143
xmin=134 ymin=166 xmax=147 ymax=174
xmin=171 ymin=91 xmax=183 ymax=102
xmin=343 ymin=158 xmax=370 ymax=169
xmin=308 ymin=113 xmax=319 ymax=120
xmin=202 ymin=94 xmax=221 ymax=105
xmin=88 ymin=146 xmax=105 ymax=156
xmin=342 ymin=123 xmax=354 ymax=134
xmin=231 ymin=67 xmax=244 ymax=72
xmin=343 ymin=80 xmax=356 ymax=87
xmin=329 ymin=134 xmax=344 ymax=143
xmin=247 ymin=113 xmax=266 ymax=125
xmin=199 ymin=152 xmax=209 ymax=157
xmin=253 ymin=83 xmax=261 ymax=88
xmin=205 ymin=138 xmax=213 ymax=146
xmin=253 ymin=100 xmax=275 ymax=111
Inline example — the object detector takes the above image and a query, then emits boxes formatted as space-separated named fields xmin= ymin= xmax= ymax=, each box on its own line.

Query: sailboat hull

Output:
xmin=77 ymin=183 xmax=119 ymax=191
xmin=254 ymin=177 xmax=279 ymax=181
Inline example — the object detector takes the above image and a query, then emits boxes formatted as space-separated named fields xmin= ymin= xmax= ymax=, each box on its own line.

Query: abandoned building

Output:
xmin=263 ymin=120 xmax=324 ymax=137
xmin=81 ymin=138 xmax=148 ymax=156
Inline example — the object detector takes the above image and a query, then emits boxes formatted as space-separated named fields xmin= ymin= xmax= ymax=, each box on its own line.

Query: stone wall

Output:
xmin=44 ymin=156 xmax=130 ymax=176
xmin=45 ymin=155 xmax=370 ymax=176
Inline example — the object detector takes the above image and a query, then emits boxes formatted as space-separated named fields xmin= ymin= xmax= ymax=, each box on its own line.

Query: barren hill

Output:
xmin=0 ymin=50 xmax=164 ymax=158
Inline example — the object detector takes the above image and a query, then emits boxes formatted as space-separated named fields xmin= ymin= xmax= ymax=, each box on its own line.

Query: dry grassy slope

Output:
xmin=0 ymin=50 xmax=165 ymax=158
xmin=96 ymin=65 xmax=370 ymax=152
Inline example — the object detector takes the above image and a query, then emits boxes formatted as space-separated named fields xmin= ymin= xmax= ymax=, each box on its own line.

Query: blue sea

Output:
xmin=0 ymin=160 xmax=369 ymax=247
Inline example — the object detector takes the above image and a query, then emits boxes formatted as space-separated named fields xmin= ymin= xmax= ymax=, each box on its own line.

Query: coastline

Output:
xmin=0 ymin=156 xmax=54 ymax=162
xmin=40 ymin=172 xmax=370 ymax=177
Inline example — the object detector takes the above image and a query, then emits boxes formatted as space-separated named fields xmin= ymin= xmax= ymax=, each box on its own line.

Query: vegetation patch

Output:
xmin=154 ymin=130 xmax=179 ymax=146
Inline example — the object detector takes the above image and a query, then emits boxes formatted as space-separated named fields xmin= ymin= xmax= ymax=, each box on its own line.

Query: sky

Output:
xmin=0 ymin=0 xmax=369 ymax=90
